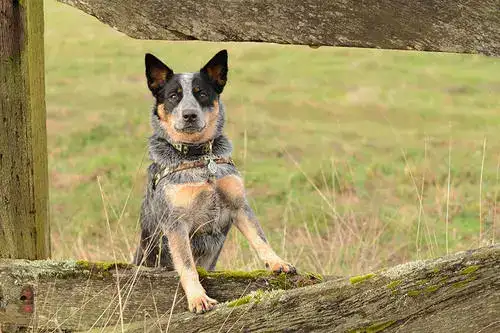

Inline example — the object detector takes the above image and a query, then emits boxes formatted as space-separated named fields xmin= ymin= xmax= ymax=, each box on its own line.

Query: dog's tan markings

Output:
xmin=166 ymin=183 xmax=213 ymax=208
xmin=149 ymin=67 xmax=171 ymax=90
xmin=166 ymin=229 xmax=218 ymax=313
xmin=207 ymin=65 xmax=226 ymax=86
xmin=267 ymin=262 xmax=296 ymax=273
xmin=216 ymin=175 xmax=245 ymax=203
xmin=157 ymin=103 xmax=168 ymax=121
xmin=160 ymin=99 xmax=220 ymax=144
xmin=234 ymin=210 xmax=296 ymax=274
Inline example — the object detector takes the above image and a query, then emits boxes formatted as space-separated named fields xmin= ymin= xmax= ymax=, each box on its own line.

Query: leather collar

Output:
xmin=171 ymin=140 xmax=213 ymax=156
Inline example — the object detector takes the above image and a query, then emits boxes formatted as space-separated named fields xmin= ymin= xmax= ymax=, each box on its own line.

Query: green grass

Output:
xmin=45 ymin=0 xmax=500 ymax=275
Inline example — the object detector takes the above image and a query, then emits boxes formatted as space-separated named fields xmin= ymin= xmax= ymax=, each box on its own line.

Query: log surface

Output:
xmin=0 ymin=261 xmax=320 ymax=332
xmin=56 ymin=0 xmax=500 ymax=56
xmin=101 ymin=245 xmax=500 ymax=333
xmin=1 ymin=246 xmax=499 ymax=332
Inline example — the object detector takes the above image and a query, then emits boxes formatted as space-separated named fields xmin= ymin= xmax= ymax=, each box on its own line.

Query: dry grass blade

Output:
xmin=97 ymin=176 xmax=125 ymax=333
xmin=445 ymin=125 xmax=452 ymax=255
xmin=494 ymin=156 xmax=500 ymax=244
xmin=217 ymin=283 xmax=253 ymax=333
xmin=479 ymin=137 xmax=486 ymax=246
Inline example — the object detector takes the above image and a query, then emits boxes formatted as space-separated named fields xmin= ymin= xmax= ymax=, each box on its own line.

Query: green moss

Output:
xmin=460 ymin=265 xmax=480 ymax=275
xmin=386 ymin=280 xmax=402 ymax=290
xmin=437 ymin=277 xmax=448 ymax=284
xmin=416 ymin=279 xmax=429 ymax=285
xmin=452 ymin=281 xmax=467 ymax=289
xmin=197 ymin=267 xmax=271 ymax=279
xmin=197 ymin=268 xmax=322 ymax=290
xmin=452 ymin=277 xmax=477 ymax=289
xmin=407 ymin=290 xmax=421 ymax=297
xmin=227 ymin=295 xmax=253 ymax=307
xmin=227 ymin=290 xmax=265 ymax=308
xmin=304 ymin=272 xmax=324 ymax=281
xmin=75 ymin=260 xmax=132 ymax=271
xmin=425 ymin=285 xmax=440 ymax=293
xmin=197 ymin=267 xmax=209 ymax=277
xmin=350 ymin=320 xmax=396 ymax=333
xmin=269 ymin=273 xmax=293 ymax=289
xmin=350 ymin=273 xmax=375 ymax=285
xmin=75 ymin=260 xmax=133 ymax=277
xmin=75 ymin=260 xmax=92 ymax=270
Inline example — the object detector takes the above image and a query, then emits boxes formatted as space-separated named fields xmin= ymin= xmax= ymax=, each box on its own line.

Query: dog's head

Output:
xmin=145 ymin=50 xmax=228 ymax=144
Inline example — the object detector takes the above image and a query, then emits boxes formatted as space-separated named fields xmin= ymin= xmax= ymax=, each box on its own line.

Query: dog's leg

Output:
xmin=165 ymin=226 xmax=218 ymax=313
xmin=191 ymin=232 xmax=228 ymax=271
xmin=234 ymin=205 xmax=296 ymax=274
xmin=132 ymin=245 xmax=143 ymax=265
xmin=135 ymin=229 xmax=162 ymax=267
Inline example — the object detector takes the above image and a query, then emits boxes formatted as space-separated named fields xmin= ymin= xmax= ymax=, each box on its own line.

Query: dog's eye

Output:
xmin=168 ymin=93 xmax=178 ymax=101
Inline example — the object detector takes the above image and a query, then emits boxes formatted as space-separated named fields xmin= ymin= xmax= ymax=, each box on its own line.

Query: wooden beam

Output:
xmin=57 ymin=0 xmax=500 ymax=56
xmin=95 ymin=245 xmax=500 ymax=333
xmin=1 ymin=246 xmax=499 ymax=332
xmin=0 ymin=0 xmax=50 ymax=259
xmin=0 ymin=261 xmax=322 ymax=332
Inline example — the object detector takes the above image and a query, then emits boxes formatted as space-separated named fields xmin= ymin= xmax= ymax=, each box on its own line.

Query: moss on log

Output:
xmin=0 ymin=260 xmax=321 ymax=332
xmin=117 ymin=245 xmax=500 ymax=333
xmin=1 ymin=246 xmax=499 ymax=332
xmin=56 ymin=0 xmax=500 ymax=56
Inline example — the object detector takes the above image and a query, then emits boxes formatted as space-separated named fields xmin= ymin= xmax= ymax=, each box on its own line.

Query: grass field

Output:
xmin=45 ymin=0 xmax=500 ymax=275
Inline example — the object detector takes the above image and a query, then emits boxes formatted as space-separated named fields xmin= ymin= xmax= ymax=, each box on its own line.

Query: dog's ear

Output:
xmin=145 ymin=53 xmax=174 ymax=94
xmin=201 ymin=50 xmax=228 ymax=94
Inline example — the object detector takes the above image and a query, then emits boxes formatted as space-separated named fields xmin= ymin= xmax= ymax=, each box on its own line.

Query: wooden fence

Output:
xmin=0 ymin=0 xmax=499 ymax=331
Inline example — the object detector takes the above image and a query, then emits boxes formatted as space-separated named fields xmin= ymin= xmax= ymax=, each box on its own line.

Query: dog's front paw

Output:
xmin=265 ymin=261 xmax=297 ymax=274
xmin=188 ymin=293 xmax=218 ymax=314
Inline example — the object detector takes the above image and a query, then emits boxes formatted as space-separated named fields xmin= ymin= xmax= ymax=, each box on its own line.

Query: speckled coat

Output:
xmin=133 ymin=50 xmax=295 ymax=314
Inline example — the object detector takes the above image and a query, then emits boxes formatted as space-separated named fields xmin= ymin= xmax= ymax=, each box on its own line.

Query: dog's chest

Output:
xmin=164 ymin=174 xmax=245 ymax=233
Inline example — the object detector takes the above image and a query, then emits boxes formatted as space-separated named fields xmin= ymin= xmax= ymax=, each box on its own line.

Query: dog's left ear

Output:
xmin=201 ymin=50 xmax=228 ymax=94
xmin=145 ymin=53 xmax=174 ymax=95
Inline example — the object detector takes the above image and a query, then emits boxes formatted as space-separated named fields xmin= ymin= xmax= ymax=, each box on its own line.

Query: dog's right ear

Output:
xmin=201 ymin=50 xmax=228 ymax=94
xmin=145 ymin=53 xmax=174 ymax=94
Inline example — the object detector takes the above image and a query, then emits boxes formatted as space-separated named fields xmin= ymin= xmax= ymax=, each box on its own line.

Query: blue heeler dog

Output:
xmin=134 ymin=50 xmax=296 ymax=314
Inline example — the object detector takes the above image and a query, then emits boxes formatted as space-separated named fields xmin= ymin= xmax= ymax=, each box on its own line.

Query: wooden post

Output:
xmin=0 ymin=0 xmax=50 ymax=259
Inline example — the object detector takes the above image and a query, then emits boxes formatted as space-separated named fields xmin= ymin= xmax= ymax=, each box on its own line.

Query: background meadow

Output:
xmin=45 ymin=0 xmax=500 ymax=276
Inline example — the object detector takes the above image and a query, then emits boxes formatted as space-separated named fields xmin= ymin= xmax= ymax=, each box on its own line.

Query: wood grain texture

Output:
xmin=1 ymin=246 xmax=499 ymax=332
xmin=56 ymin=0 xmax=500 ymax=56
xmin=0 ymin=261 xmax=321 ymax=332
xmin=95 ymin=245 xmax=500 ymax=333
xmin=0 ymin=0 xmax=50 ymax=259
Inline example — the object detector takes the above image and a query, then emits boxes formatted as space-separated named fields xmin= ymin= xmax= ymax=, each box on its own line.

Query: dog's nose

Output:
xmin=183 ymin=112 xmax=198 ymax=122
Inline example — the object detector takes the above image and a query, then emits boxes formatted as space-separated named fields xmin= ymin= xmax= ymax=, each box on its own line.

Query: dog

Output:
xmin=133 ymin=50 xmax=296 ymax=314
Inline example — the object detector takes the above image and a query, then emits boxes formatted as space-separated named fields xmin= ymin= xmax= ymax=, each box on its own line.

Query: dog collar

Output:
xmin=152 ymin=156 xmax=235 ymax=190
xmin=171 ymin=140 xmax=213 ymax=156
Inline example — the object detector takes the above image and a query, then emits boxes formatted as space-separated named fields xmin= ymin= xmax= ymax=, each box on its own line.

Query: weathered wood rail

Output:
xmin=1 ymin=245 xmax=499 ymax=332
xmin=57 ymin=0 xmax=500 ymax=56
xmin=0 ymin=261 xmax=322 ymax=332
